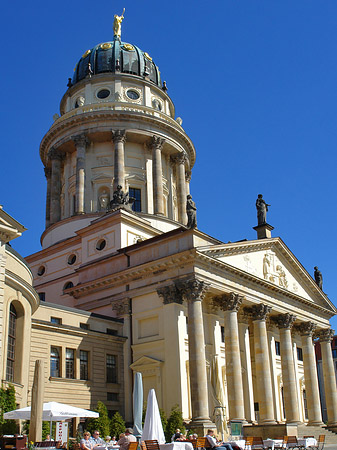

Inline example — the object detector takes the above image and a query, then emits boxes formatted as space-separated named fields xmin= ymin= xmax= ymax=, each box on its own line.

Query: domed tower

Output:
xmin=40 ymin=16 xmax=195 ymax=249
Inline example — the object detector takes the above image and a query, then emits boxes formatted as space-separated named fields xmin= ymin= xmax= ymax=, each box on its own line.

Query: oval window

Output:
xmin=126 ymin=89 xmax=140 ymax=100
xmin=37 ymin=266 xmax=46 ymax=276
xmin=97 ymin=89 xmax=110 ymax=99
xmin=96 ymin=239 xmax=106 ymax=251
xmin=68 ymin=254 xmax=77 ymax=265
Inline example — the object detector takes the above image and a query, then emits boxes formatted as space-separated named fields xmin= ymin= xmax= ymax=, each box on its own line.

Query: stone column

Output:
xmin=112 ymin=298 xmax=132 ymax=422
xmin=317 ymin=328 xmax=337 ymax=426
xmin=251 ymin=304 xmax=276 ymax=424
xmin=185 ymin=171 xmax=191 ymax=195
xmin=298 ymin=322 xmax=323 ymax=425
xmin=73 ymin=134 xmax=88 ymax=215
xmin=176 ymin=277 xmax=212 ymax=428
xmin=213 ymin=292 xmax=245 ymax=421
xmin=48 ymin=148 xmax=63 ymax=224
xmin=275 ymin=313 xmax=300 ymax=424
xmin=44 ymin=167 xmax=51 ymax=228
xmin=174 ymin=153 xmax=188 ymax=224
xmin=150 ymin=135 xmax=165 ymax=215
xmin=112 ymin=130 xmax=126 ymax=190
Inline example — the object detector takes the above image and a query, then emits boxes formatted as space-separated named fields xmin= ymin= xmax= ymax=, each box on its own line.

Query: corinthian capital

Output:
xmin=72 ymin=133 xmax=89 ymax=148
xmin=274 ymin=313 xmax=296 ymax=329
xmin=172 ymin=152 xmax=188 ymax=165
xmin=316 ymin=327 xmax=334 ymax=342
xmin=48 ymin=147 xmax=63 ymax=161
xmin=112 ymin=129 xmax=126 ymax=143
xmin=149 ymin=135 xmax=165 ymax=149
xmin=111 ymin=299 xmax=130 ymax=316
xmin=175 ymin=277 xmax=209 ymax=302
xmin=213 ymin=292 xmax=244 ymax=312
xmin=157 ymin=285 xmax=183 ymax=305
xmin=185 ymin=171 xmax=192 ymax=182
xmin=251 ymin=303 xmax=272 ymax=321
xmin=298 ymin=321 xmax=316 ymax=336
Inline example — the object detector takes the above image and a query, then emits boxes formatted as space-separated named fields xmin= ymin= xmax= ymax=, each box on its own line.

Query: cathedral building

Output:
xmin=2 ymin=14 xmax=337 ymax=437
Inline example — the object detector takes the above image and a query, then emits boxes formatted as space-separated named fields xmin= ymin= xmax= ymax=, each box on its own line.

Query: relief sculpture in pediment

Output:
xmin=262 ymin=251 xmax=289 ymax=289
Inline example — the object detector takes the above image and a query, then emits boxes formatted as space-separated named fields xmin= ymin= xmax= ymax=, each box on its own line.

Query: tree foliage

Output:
xmin=86 ymin=401 xmax=110 ymax=438
xmin=0 ymin=384 xmax=17 ymax=435
xmin=110 ymin=412 xmax=125 ymax=438
xmin=165 ymin=405 xmax=185 ymax=442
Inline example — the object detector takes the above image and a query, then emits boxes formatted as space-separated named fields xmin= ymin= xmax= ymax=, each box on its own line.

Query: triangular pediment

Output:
xmin=0 ymin=206 xmax=26 ymax=243
xmin=130 ymin=356 xmax=163 ymax=372
xmin=198 ymin=237 xmax=336 ymax=313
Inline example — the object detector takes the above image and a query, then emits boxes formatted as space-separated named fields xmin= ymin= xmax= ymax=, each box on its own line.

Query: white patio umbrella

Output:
xmin=4 ymin=401 xmax=99 ymax=436
xmin=141 ymin=389 xmax=165 ymax=444
xmin=4 ymin=401 xmax=99 ymax=421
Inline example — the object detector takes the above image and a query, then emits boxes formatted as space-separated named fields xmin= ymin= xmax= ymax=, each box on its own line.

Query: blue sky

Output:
xmin=1 ymin=1 xmax=337 ymax=328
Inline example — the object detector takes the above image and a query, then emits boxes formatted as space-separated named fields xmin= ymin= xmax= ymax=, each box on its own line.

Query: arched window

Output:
xmin=50 ymin=347 xmax=61 ymax=377
xmin=6 ymin=304 xmax=17 ymax=382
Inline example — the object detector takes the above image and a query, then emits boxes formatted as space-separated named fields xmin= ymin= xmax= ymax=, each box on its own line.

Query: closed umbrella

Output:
xmin=133 ymin=372 xmax=143 ymax=438
xmin=29 ymin=360 xmax=44 ymax=442
xmin=141 ymin=389 xmax=165 ymax=444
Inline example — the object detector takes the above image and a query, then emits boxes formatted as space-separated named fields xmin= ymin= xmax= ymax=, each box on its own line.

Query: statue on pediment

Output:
xmin=108 ymin=184 xmax=135 ymax=212
xmin=314 ymin=266 xmax=323 ymax=290
xmin=256 ymin=194 xmax=270 ymax=225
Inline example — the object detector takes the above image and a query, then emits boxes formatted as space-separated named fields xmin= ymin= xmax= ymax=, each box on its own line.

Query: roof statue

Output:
xmin=314 ymin=266 xmax=323 ymax=290
xmin=256 ymin=194 xmax=270 ymax=226
xmin=113 ymin=8 xmax=125 ymax=39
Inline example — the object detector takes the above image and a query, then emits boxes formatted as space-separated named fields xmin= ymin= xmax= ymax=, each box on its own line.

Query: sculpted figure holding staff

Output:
xmin=113 ymin=9 xmax=125 ymax=38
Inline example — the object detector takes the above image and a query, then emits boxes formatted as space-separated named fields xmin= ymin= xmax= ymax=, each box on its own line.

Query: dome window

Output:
xmin=37 ymin=265 xmax=46 ymax=276
xmin=96 ymin=239 xmax=106 ymax=251
xmin=68 ymin=254 xmax=77 ymax=265
xmin=126 ymin=89 xmax=140 ymax=100
xmin=97 ymin=89 xmax=111 ymax=99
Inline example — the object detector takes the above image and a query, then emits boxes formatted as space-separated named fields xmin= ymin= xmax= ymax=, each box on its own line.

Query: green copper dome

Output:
xmin=72 ymin=38 xmax=162 ymax=87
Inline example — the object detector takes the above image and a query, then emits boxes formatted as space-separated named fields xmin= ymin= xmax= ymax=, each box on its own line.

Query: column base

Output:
xmin=189 ymin=419 xmax=215 ymax=437
xmin=307 ymin=421 xmax=324 ymax=426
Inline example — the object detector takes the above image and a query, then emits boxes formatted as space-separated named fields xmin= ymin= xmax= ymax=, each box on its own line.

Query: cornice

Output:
xmin=65 ymin=250 xmax=195 ymax=298
xmin=40 ymin=109 xmax=196 ymax=168
xmin=194 ymin=251 xmax=336 ymax=316
xmin=5 ymin=270 xmax=39 ymax=313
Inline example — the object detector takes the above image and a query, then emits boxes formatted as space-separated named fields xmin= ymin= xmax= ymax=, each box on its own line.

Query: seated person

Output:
xmin=89 ymin=431 xmax=105 ymax=448
xmin=117 ymin=429 xmax=136 ymax=450
xmin=105 ymin=437 xmax=111 ymax=445
xmin=110 ymin=437 xmax=117 ymax=446
xmin=44 ymin=435 xmax=54 ymax=442
xmin=172 ymin=429 xmax=181 ymax=442
xmin=80 ymin=432 xmax=93 ymax=450
xmin=206 ymin=430 xmax=240 ymax=450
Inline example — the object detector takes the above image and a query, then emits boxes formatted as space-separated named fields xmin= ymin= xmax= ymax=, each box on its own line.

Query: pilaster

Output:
xmin=48 ymin=147 xmax=64 ymax=224
xmin=73 ymin=134 xmax=89 ymax=215
xmin=44 ymin=167 xmax=51 ymax=228
xmin=149 ymin=135 xmax=165 ymax=215
xmin=112 ymin=130 xmax=126 ymax=190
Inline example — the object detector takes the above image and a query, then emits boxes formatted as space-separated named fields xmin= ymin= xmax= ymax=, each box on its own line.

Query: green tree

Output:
xmin=0 ymin=384 xmax=17 ymax=435
xmin=86 ymin=401 xmax=110 ymax=438
xmin=110 ymin=412 xmax=125 ymax=438
xmin=165 ymin=405 xmax=185 ymax=442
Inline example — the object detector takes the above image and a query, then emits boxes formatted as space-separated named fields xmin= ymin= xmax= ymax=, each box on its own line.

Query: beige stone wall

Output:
xmin=30 ymin=303 xmax=125 ymax=414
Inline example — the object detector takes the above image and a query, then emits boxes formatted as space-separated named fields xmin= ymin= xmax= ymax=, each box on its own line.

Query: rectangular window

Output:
xmin=6 ymin=306 xmax=16 ymax=382
xmin=80 ymin=350 xmax=89 ymax=380
xmin=332 ymin=349 xmax=337 ymax=359
xmin=80 ymin=323 xmax=89 ymax=330
xmin=51 ymin=317 xmax=62 ymax=324
xmin=38 ymin=292 xmax=46 ymax=302
xmin=50 ymin=346 xmax=61 ymax=377
xmin=297 ymin=347 xmax=303 ymax=361
xmin=66 ymin=348 xmax=75 ymax=379
xmin=275 ymin=341 xmax=281 ymax=356
xmin=106 ymin=355 xmax=117 ymax=383
xmin=129 ymin=188 xmax=141 ymax=212
xmin=107 ymin=392 xmax=118 ymax=402
xmin=221 ymin=326 xmax=225 ymax=343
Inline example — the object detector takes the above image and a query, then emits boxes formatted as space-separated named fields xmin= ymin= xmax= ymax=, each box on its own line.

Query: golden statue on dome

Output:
xmin=113 ymin=8 xmax=125 ymax=38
